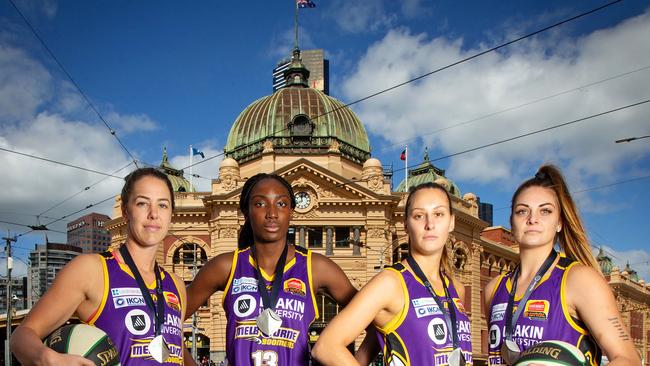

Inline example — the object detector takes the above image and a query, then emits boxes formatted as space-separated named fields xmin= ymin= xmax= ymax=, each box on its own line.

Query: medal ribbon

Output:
xmin=119 ymin=245 xmax=165 ymax=336
xmin=251 ymin=243 xmax=289 ymax=311
xmin=504 ymin=249 xmax=557 ymax=341
xmin=406 ymin=256 xmax=460 ymax=349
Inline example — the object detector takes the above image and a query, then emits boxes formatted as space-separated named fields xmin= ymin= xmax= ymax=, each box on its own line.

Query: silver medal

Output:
xmin=149 ymin=334 xmax=170 ymax=363
xmin=448 ymin=347 xmax=466 ymax=366
xmin=256 ymin=308 xmax=282 ymax=336
xmin=501 ymin=339 xmax=521 ymax=365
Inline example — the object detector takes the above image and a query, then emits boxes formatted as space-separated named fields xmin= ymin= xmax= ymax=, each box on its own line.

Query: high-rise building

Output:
xmin=67 ymin=212 xmax=111 ymax=253
xmin=28 ymin=242 xmax=82 ymax=305
xmin=477 ymin=197 xmax=494 ymax=226
xmin=0 ymin=276 xmax=27 ymax=313
xmin=273 ymin=49 xmax=329 ymax=94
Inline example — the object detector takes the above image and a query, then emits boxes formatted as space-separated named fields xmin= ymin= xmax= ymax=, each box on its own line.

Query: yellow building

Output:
xmin=106 ymin=49 xmax=650 ymax=364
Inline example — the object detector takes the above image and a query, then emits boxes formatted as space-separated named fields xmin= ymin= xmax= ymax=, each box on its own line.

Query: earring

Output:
xmin=556 ymin=226 xmax=561 ymax=232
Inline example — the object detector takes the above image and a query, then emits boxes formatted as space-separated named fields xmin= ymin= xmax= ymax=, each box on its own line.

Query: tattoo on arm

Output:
xmin=607 ymin=316 xmax=630 ymax=341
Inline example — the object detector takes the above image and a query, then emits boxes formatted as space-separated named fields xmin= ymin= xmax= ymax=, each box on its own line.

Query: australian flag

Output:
xmin=297 ymin=0 xmax=316 ymax=8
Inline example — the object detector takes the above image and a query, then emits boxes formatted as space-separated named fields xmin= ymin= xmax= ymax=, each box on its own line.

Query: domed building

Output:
xmin=105 ymin=48 xmax=650 ymax=364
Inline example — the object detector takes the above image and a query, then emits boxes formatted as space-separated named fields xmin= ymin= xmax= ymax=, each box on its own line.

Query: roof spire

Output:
xmin=284 ymin=48 xmax=310 ymax=88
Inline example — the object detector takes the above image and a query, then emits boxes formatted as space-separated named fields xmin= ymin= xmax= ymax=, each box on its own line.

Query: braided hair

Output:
xmin=238 ymin=173 xmax=296 ymax=249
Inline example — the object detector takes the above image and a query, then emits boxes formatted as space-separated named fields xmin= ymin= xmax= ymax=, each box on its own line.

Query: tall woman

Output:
xmin=185 ymin=173 xmax=362 ymax=365
xmin=12 ymin=167 xmax=187 ymax=365
xmin=312 ymin=182 xmax=472 ymax=366
xmin=484 ymin=164 xmax=640 ymax=366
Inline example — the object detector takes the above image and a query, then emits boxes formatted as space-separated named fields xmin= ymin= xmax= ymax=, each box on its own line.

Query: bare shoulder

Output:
xmin=565 ymin=263 xmax=610 ymax=298
xmin=60 ymin=253 xmax=104 ymax=285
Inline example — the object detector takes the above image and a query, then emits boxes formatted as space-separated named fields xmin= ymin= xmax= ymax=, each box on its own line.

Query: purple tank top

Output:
xmin=487 ymin=257 xmax=601 ymax=366
xmin=376 ymin=263 xmax=473 ymax=366
xmin=88 ymin=251 xmax=184 ymax=365
xmin=223 ymin=246 xmax=317 ymax=366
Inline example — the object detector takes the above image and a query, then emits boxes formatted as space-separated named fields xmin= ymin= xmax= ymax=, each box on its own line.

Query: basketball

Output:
xmin=44 ymin=324 xmax=121 ymax=365
xmin=514 ymin=340 xmax=586 ymax=366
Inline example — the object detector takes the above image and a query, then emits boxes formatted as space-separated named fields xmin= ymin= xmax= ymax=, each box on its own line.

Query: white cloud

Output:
xmin=0 ymin=41 xmax=158 ymax=241
xmin=0 ymin=43 xmax=52 ymax=122
xmin=326 ymin=0 xmax=396 ymax=33
xmin=169 ymin=146 xmax=223 ymax=192
xmin=268 ymin=27 xmax=316 ymax=61
xmin=342 ymin=11 xmax=650 ymax=188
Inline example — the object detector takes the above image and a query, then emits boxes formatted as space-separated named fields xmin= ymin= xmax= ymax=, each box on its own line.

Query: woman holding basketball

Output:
xmin=184 ymin=173 xmax=364 ymax=365
xmin=12 ymin=168 xmax=187 ymax=365
xmin=312 ymin=182 xmax=472 ymax=366
xmin=484 ymin=165 xmax=641 ymax=366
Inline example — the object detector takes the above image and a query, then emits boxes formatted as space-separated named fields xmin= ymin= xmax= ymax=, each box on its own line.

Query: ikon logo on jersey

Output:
xmin=113 ymin=295 xmax=145 ymax=309
xmin=524 ymin=299 xmax=549 ymax=321
xmin=283 ymin=278 xmax=306 ymax=297
xmin=164 ymin=291 xmax=180 ymax=312
xmin=232 ymin=277 xmax=258 ymax=294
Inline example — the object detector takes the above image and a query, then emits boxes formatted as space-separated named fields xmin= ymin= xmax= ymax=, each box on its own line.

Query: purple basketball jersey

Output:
xmin=376 ymin=263 xmax=473 ymax=366
xmin=88 ymin=251 xmax=184 ymax=365
xmin=487 ymin=257 xmax=601 ymax=366
xmin=223 ymin=246 xmax=317 ymax=366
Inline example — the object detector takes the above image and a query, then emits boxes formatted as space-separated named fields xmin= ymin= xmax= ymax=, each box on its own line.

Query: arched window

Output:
xmin=172 ymin=243 xmax=208 ymax=275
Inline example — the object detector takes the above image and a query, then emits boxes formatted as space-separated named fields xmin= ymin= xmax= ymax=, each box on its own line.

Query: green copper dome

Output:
xmin=224 ymin=49 xmax=370 ymax=164
xmin=396 ymin=149 xmax=461 ymax=197
xmin=596 ymin=247 xmax=613 ymax=275
xmin=159 ymin=148 xmax=194 ymax=193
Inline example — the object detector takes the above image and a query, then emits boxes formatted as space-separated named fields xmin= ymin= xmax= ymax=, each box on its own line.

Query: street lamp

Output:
xmin=615 ymin=135 xmax=650 ymax=143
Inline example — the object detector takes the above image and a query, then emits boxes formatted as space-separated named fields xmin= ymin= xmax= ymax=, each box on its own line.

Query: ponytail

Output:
xmin=512 ymin=164 xmax=600 ymax=272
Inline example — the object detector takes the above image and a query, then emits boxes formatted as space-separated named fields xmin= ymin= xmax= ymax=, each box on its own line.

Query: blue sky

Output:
xmin=1 ymin=0 xmax=649 ymax=280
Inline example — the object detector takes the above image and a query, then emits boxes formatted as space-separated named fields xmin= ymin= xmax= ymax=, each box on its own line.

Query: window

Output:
xmin=308 ymin=227 xmax=323 ymax=248
xmin=287 ymin=227 xmax=296 ymax=246
xmin=335 ymin=227 xmax=350 ymax=248
xmin=172 ymin=243 xmax=208 ymax=271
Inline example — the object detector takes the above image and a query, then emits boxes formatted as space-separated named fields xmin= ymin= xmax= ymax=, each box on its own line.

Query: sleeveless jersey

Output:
xmin=487 ymin=257 xmax=602 ymax=366
xmin=87 ymin=251 xmax=184 ymax=365
xmin=223 ymin=245 xmax=318 ymax=366
xmin=376 ymin=263 xmax=473 ymax=366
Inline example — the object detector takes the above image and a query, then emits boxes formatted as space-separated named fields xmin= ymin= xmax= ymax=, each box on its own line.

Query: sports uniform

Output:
xmin=223 ymin=245 xmax=317 ymax=365
xmin=377 ymin=263 xmax=473 ymax=366
xmin=487 ymin=257 xmax=602 ymax=366
xmin=87 ymin=251 xmax=185 ymax=365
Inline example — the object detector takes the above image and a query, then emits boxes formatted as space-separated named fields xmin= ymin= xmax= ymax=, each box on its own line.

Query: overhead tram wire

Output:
xmin=393 ymin=98 xmax=650 ymax=173
xmin=181 ymin=0 xmax=624 ymax=172
xmin=18 ymin=194 xmax=117 ymax=237
xmin=0 ymin=146 xmax=125 ymax=179
xmin=8 ymin=0 xmax=139 ymax=168
xmin=37 ymin=161 xmax=134 ymax=217
xmin=389 ymin=64 xmax=650 ymax=148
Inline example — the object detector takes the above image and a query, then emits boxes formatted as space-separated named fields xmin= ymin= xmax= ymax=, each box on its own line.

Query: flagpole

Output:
xmin=294 ymin=0 xmax=299 ymax=50
xmin=405 ymin=145 xmax=408 ymax=192
xmin=189 ymin=145 xmax=193 ymax=193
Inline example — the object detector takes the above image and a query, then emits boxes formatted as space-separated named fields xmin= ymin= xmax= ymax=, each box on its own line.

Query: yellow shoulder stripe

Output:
xmin=378 ymin=267 xmax=409 ymax=334
xmin=86 ymin=254 xmax=109 ymax=325
xmin=222 ymin=249 xmax=239 ymax=307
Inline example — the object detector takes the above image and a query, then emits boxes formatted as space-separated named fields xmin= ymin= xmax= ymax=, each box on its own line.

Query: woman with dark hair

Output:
xmin=185 ymin=173 xmax=362 ymax=365
xmin=12 ymin=167 xmax=187 ymax=365
xmin=312 ymin=182 xmax=472 ymax=366
xmin=484 ymin=164 xmax=641 ymax=366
